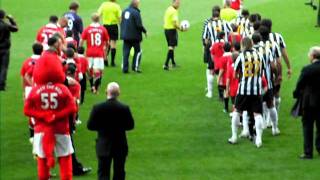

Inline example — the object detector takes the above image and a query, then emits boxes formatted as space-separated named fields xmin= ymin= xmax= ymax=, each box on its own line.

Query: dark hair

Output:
xmin=48 ymin=36 xmax=58 ymax=46
xmin=66 ymin=30 xmax=73 ymax=38
xmin=49 ymin=15 xmax=59 ymax=23
xmin=252 ymin=33 xmax=262 ymax=44
xmin=230 ymin=23 xmax=238 ymax=32
xmin=65 ymin=48 xmax=75 ymax=58
xmin=234 ymin=42 xmax=241 ymax=51
xmin=260 ymin=19 xmax=272 ymax=31
xmin=241 ymin=9 xmax=249 ymax=17
xmin=67 ymin=43 xmax=76 ymax=51
xmin=217 ymin=31 xmax=225 ymax=40
xmin=0 ymin=9 xmax=5 ymax=19
xmin=212 ymin=10 xmax=220 ymax=18
xmin=258 ymin=25 xmax=270 ymax=41
xmin=255 ymin=13 xmax=262 ymax=21
xmin=224 ymin=42 xmax=232 ymax=52
xmin=253 ymin=21 xmax=261 ymax=31
xmin=69 ymin=1 xmax=79 ymax=10
xmin=249 ymin=14 xmax=259 ymax=23
xmin=212 ymin=5 xmax=221 ymax=14
xmin=241 ymin=37 xmax=253 ymax=51
xmin=67 ymin=63 xmax=77 ymax=75
xmin=32 ymin=43 xmax=43 ymax=55
xmin=77 ymin=46 xmax=85 ymax=54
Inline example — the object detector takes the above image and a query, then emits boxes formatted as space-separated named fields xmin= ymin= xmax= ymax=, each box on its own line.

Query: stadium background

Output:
xmin=1 ymin=0 xmax=320 ymax=179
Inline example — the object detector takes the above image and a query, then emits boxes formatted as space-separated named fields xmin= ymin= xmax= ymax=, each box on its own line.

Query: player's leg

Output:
xmin=206 ymin=69 xmax=214 ymax=98
xmin=253 ymin=96 xmax=264 ymax=148
xmin=37 ymin=157 xmax=50 ymax=180
xmin=80 ymin=74 xmax=86 ymax=104
xmin=223 ymin=87 xmax=229 ymax=113
xmin=171 ymin=30 xmax=178 ymax=67
xmin=110 ymin=40 xmax=117 ymax=66
xmin=240 ymin=111 xmax=250 ymax=138
xmin=266 ymin=90 xmax=280 ymax=136
xmin=88 ymin=58 xmax=94 ymax=92
xmin=122 ymin=41 xmax=131 ymax=73
xmin=132 ymin=42 xmax=142 ymax=72
xmin=229 ymin=109 xmax=241 ymax=144
xmin=93 ymin=58 xmax=104 ymax=92
xmin=58 ymin=155 xmax=73 ymax=180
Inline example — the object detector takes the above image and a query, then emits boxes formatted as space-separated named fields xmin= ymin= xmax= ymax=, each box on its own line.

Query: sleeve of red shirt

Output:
xmin=81 ymin=28 xmax=87 ymax=40
xmin=262 ymin=76 xmax=268 ymax=88
xmin=36 ymin=28 xmax=43 ymax=42
xmin=52 ymin=85 xmax=77 ymax=121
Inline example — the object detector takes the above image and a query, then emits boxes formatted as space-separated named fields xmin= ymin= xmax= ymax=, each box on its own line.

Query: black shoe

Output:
xmin=123 ymin=70 xmax=129 ymax=74
xmin=172 ymin=64 xmax=180 ymax=68
xmin=74 ymin=167 xmax=92 ymax=176
xmin=299 ymin=154 xmax=312 ymax=160
xmin=104 ymin=60 xmax=109 ymax=67
xmin=111 ymin=63 xmax=116 ymax=67
xmin=163 ymin=65 xmax=169 ymax=70
xmin=135 ymin=69 xmax=142 ymax=73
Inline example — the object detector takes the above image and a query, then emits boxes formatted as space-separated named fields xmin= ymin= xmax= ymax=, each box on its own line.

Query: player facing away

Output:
xmin=80 ymin=13 xmax=109 ymax=94
xmin=163 ymin=0 xmax=182 ymax=70
xmin=228 ymin=37 xmax=265 ymax=148
xmin=36 ymin=16 xmax=61 ymax=50
xmin=64 ymin=1 xmax=83 ymax=44
xmin=98 ymin=0 xmax=122 ymax=67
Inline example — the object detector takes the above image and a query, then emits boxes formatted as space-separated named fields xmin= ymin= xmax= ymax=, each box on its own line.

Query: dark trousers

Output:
xmin=302 ymin=108 xmax=320 ymax=156
xmin=122 ymin=40 xmax=141 ymax=72
xmin=98 ymin=154 xmax=126 ymax=180
xmin=0 ymin=49 xmax=10 ymax=89
xmin=80 ymin=74 xmax=87 ymax=104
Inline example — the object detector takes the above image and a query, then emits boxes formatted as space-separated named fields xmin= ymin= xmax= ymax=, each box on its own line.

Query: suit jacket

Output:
xmin=293 ymin=60 xmax=320 ymax=111
xmin=87 ymin=98 xmax=134 ymax=157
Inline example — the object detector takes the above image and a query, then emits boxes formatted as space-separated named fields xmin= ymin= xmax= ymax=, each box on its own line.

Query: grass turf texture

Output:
xmin=1 ymin=0 xmax=320 ymax=179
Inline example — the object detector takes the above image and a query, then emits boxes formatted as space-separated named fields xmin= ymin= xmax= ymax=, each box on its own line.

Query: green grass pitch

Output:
xmin=1 ymin=0 xmax=320 ymax=179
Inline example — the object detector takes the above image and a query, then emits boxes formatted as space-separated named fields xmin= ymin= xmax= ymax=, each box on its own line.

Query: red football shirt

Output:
xmin=36 ymin=24 xmax=60 ymax=46
xmin=227 ymin=60 xmax=239 ymax=97
xmin=78 ymin=55 xmax=89 ymax=74
xmin=81 ymin=23 xmax=109 ymax=58
xmin=219 ymin=53 xmax=232 ymax=86
xmin=210 ymin=41 xmax=225 ymax=71
xmin=24 ymin=83 xmax=77 ymax=134
xmin=21 ymin=55 xmax=40 ymax=87
xmin=230 ymin=0 xmax=241 ymax=10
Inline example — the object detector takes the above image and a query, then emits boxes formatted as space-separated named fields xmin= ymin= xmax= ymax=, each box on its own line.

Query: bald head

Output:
xmin=106 ymin=82 xmax=120 ymax=99
xmin=131 ymin=0 xmax=140 ymax=8
xmin=308 ymin=46 xmax=320 ymax=61
xmin=91 ymin=13 xmax=100 ymax=23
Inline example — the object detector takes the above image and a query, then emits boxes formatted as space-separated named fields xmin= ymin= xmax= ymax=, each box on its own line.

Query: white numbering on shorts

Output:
xmin=68 ymin=19 xmax=73 ymax=30
xmin=90 ymin=33 xmax=102 ymax=46
xmin=124 ymin=11 xmax=130 ymax=19
xmin=41 ymin=92 xmax=58 ymax=110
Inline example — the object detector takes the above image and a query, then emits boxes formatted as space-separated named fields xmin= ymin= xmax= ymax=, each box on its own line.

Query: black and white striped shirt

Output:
xmin=203 ymin=18 xmax=232 ymax=43
xmin=232 ymin=16 xmax=250 ymax=37
xmin=253 ymin=41 xmax=275 ymax=90
xmin=235 ymin=49 xmax=265 ymax=95
xmin=202 ymin=17 xmax=211 ymax=45
xmin=269 ymin=32 xmax=286 ymax=49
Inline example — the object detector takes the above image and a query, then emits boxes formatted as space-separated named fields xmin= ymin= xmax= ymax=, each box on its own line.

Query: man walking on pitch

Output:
xmin=88 ymin=82 xmax=134 ymax=180
xmin=0 ymin=9 xmax=18 ymax=91
xmin=120 ymin=0 xmax=147 ymax=73
xmin=64 ymin=1 xmax=84 ymax=45
xmin=163 ymin=0 xmax=182 ymax=70
xmin=98 ymin=0 xmax=122 ymax=67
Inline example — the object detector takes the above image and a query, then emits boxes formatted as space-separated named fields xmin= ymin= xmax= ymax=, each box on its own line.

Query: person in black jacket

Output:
xmin=293 ymin=46 xmax=320 ymax=159
xmin=120 ymin=0 xmax=147 ymax=73
xmin=0 ymin=9 xmax=18 ymax=91
xmin=87 ymin=82 xmax=135 ymax=180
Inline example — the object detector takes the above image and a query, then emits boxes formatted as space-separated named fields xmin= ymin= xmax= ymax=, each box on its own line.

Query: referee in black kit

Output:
xmin=120 ymin=0 xmax=147 ymax=74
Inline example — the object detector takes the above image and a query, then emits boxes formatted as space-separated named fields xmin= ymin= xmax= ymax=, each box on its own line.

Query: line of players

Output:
xmin=202 ymin=6 xmax=292 ymax=148
xmin=20 ymin=12 xmax=110 ymax=177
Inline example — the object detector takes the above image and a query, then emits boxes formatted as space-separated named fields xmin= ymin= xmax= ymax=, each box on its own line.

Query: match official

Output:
xmin=87 ymin=82 xmax=135 ymax=180
xmin=98 ymin=0 xmax=122 ymax=67
xmin=163 ymin=0 xmax=181 ymax=70
xmin=120 ymin=0 xmax=147 ymax=73
xmin=0 ymin=9 xmax=18 ymax=91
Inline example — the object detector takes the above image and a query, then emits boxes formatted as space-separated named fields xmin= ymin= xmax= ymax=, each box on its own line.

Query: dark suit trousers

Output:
xmin=98 ymin=154 xmax=126 ymax=180
xmin=302 ymin=108 xmax=320 ymax=156
xmin=0 ymin=49 xmax=10 ymax=89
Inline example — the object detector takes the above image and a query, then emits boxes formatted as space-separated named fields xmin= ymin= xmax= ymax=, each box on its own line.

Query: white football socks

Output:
xmin=206 ymin=69 xmax=214 ymax=98
xmin=241 ymin=111 xmax=249 ymax=137
xmin=230 ymin=112 xmax=240 ymax=141
xmin=254 ymin=114 xmax=264 ymax=147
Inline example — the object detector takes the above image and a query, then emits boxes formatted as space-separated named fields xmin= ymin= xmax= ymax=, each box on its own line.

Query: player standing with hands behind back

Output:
xmin=163 ymin=0 xmax=184 ymax=70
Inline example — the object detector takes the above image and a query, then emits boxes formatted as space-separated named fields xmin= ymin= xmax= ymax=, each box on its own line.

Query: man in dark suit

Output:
xmin=293 ymin=46 xmax=320 ymax=159
xmin=87 ymin=82 xmax=135 ymax=179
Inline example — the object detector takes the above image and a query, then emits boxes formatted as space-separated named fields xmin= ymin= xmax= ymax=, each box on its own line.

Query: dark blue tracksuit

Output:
xmin=120 ymin=5 xmax=147 ymax=73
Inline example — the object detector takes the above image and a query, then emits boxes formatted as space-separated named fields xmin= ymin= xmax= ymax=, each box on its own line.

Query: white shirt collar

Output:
xmin=31 ymin=55 xmax=40 ymax=59
xmin=90 ymin=23 xmax=101 ymax=28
